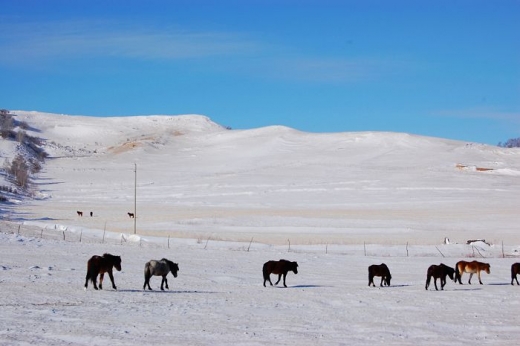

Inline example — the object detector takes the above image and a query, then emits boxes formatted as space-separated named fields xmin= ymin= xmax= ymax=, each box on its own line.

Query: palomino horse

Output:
xmin=425 ymin=263 xmax=455 ymax=290
xmin=368 ymin=263 xmax=392 ymax=287
xmin=511 ymin=263 xmax=520 ymax=285
xmin=84 ymin=253 xmax=122 ymax=290
xmin=143 ymin=258 xmax=179 ymax=291
xmin=263 ymin=259 xmax=298 ymax=288
xmin=454 ymin=260 xmax=490 ymax=285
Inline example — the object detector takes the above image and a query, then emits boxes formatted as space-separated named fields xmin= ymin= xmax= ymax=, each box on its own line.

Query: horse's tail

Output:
xmin=454 ymin=262 xmax=461 ymax=283
xmin=85 ymin=268 xmax=93 ymax=288
xmin=143 ymin=262 xmax=151 ymax=289
xmin=262 ymin=262 xmax=270 ymax=280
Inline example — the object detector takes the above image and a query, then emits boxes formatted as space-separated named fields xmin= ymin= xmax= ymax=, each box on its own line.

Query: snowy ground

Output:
xmin=1 ymin=111 xmax=520 ymax=345
xmin=1 ymin=226 xmax=519 ymax=346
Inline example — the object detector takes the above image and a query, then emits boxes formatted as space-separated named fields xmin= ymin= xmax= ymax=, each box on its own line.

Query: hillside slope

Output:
xmin=5 ymin=111 xmax=520 ymax=245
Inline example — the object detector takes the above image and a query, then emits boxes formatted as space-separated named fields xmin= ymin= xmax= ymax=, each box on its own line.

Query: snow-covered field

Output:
xmin=1 ymin=111 xmax=520 ymax=345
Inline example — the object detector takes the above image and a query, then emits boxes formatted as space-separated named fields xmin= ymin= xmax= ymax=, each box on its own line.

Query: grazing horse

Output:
xmin=128 ymin=212 xmax=135 ymax=218
xmin=263 ymin=259 xmax=298 ymax=288
xmin=368 ymin=263 xmax=392 ymax=287
xmin=77 ymin=211 xmax=83 ymax=217
xmin=84 ymin=253 xmax=122 ymax=290
xmin=425 ymin=263 xmax=455 ymax=290
xmin=143 ymin=258 xmax=179 ymax=291
xmin=511 ymin=263 xmax=520 ymax=285
xmin=454 ymin=260 xmax=490 ymax=285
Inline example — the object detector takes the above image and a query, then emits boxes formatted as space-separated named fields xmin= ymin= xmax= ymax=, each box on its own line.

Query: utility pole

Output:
xmin=134 ymin=163 xmax=137 ymax=234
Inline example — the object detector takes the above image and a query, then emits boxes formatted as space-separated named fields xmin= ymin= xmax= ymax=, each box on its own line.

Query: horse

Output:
xmin=425 ymin=263 xmax=455 ymax=290
xmin=128 ymin=212 xmax=135 ymax=218
xmin=263 ymin=259 xmax=298 ymax=288
xmin=511 ymin=263 xmax=520 ymax=285
xmin=368 ymin=263 xmax=391 ymax=287
xmin=143 ymin=258 xmax=179 ymax=291
xmin=90 ymin=211 xmax=93 ymax=217
xmin=454 ymin=260 xmax=490 ymax=285
xmin=77 ymin=211 xmax=83 ymax=217
xmin=84 ymin=253 xmax=122 ymax=290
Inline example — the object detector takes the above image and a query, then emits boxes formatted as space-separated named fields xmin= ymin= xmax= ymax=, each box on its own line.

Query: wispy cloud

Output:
xmin=260 ymin=56 xmax=403 ymax=83
xmin=0 ymin=20 xmax=261 ymax=63
xmin=434 ymin=108 xmax=520 ymax=123
xmin=0 ymin=19 xmax=404 ymax=84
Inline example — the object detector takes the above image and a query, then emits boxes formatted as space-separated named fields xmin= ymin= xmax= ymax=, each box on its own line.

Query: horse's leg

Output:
xmin=264 ymin=274 xmax=273 ymax=287
xmin=99 ymin=272 xmax=104 ymax=290
xmin=380 ymin=276 xmax=384 ymax=287
xmin=477 ymin=271 xmax=483 ymax=285
xmin=440 ymin=277 xmax=445 ymax=290
xmin=85 ymin=271 xmax=90 ymax=290
xmin=515 ymin=274 xmax=520 ymax=286
xmin=108 ymin=270 xmax=117 ymax=290
xmin=144 ymin=274 xmax=151 ymax=290
xmin=275 ymin=274 xmax=282 ymax=285
xmin=160 ymin=275 xmax=168 ymax=290
xmin=468 ymin=272 xmax=473 ymax=285
xmin=433 ymin=278 xmax=438 ymax=291
xmin=368 ymin=274 xmax=374 ymax=287
xmin=164 ymin=276 xmax=169 ymax=290
xmin=282 ymin=273 xmax=288 ymax=288
xmin=425 ymin=275 xmax=430 ymax=290
xmin=455 ymin=267 xmax=463 ymax=284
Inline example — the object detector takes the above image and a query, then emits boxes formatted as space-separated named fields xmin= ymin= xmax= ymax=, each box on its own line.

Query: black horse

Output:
xmin=143 ymin=258 xmax=179 ymax=291
xmin=425 ymin=263 xmax=455 ymax=290
xmin=84 ymin=253 xmax=122 ymax=290
xmin=263 ymin=259 xmax=298 ymax=288
xmin=368 ymin=263 xmax=391 ymax=287
xmin=511 ymin=263 xmax=520 ymax=285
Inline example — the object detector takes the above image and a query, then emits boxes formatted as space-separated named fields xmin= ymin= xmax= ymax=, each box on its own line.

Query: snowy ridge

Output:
xmin=1 ymin=110 xmax=520 ymax=345
xmin=1 ymin=110 xmax=519 ymax=246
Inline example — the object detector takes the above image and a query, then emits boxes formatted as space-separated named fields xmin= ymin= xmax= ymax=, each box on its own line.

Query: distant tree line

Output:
xmin=498 ymin=137 xmax=520 ymax=148
xmin=1 ymin=109 xmax=47 ymax=195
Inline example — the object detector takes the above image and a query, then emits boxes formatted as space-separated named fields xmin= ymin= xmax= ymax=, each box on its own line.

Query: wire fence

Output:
xmin=1 ymin=220 xmax=520 ymax=259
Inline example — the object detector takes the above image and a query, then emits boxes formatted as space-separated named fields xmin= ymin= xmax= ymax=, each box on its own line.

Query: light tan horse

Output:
xmin=454 ymin=260 xmax=490 ymax=285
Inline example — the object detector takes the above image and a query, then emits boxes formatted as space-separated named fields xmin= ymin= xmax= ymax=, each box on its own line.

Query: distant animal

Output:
xmin=511 ymin=263 xmax=520 ymax=285
xmin=425 ymin=263 xmax=455 ymax=290
xmin=128 ymin=212 xmax=135 ymax=218
xmin=77 ymin=211 xmax=83 ymax=217
xmin=84 ymin=253 xmax=122 ymax=290
xmin=454 ymin=260 xmax=490 ymax=285
xmin=263 ymin=259 xmax=298 ymax=288
xmin=368 ymin=263 xmax=392 ymax=287
xmin=143 ymin=258 xmax=179 ymax=291
xmin=90 ymin=211 xmax=93 ymax=217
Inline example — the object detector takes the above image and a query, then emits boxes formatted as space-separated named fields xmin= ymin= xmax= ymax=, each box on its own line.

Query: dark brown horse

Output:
xmin=263 ymin=259 xmax=298 ymax=288
xmin=77 ymin=211 xmax=83 ymax=217
xmin=128 ymin=212 xmax=135 ymax=218
xmin=425 ymin=263 xmax=455 ymax=290
xmin=511 ymin=263 xmax=520 ymax=285
xmin=454 ymin=260 xmax=490 ymax=285
xmin=84 ymin=253 xmax=122 ymax=290
xmin=368 ymin=263 xmax=391 ymax=287
xmin=143 ymin=258 xmax=179 ymax=291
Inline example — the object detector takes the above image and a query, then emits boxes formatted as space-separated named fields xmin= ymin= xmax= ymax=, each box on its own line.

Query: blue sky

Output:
xmin=0 ymin=0 xmax=518 ymax=145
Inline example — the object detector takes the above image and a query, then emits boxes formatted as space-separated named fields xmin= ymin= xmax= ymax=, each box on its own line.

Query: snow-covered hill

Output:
xmin=2 ymin=111 xmax=520 ymax=345
xmin=3 ymin=110 xmax=520 ymax=245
